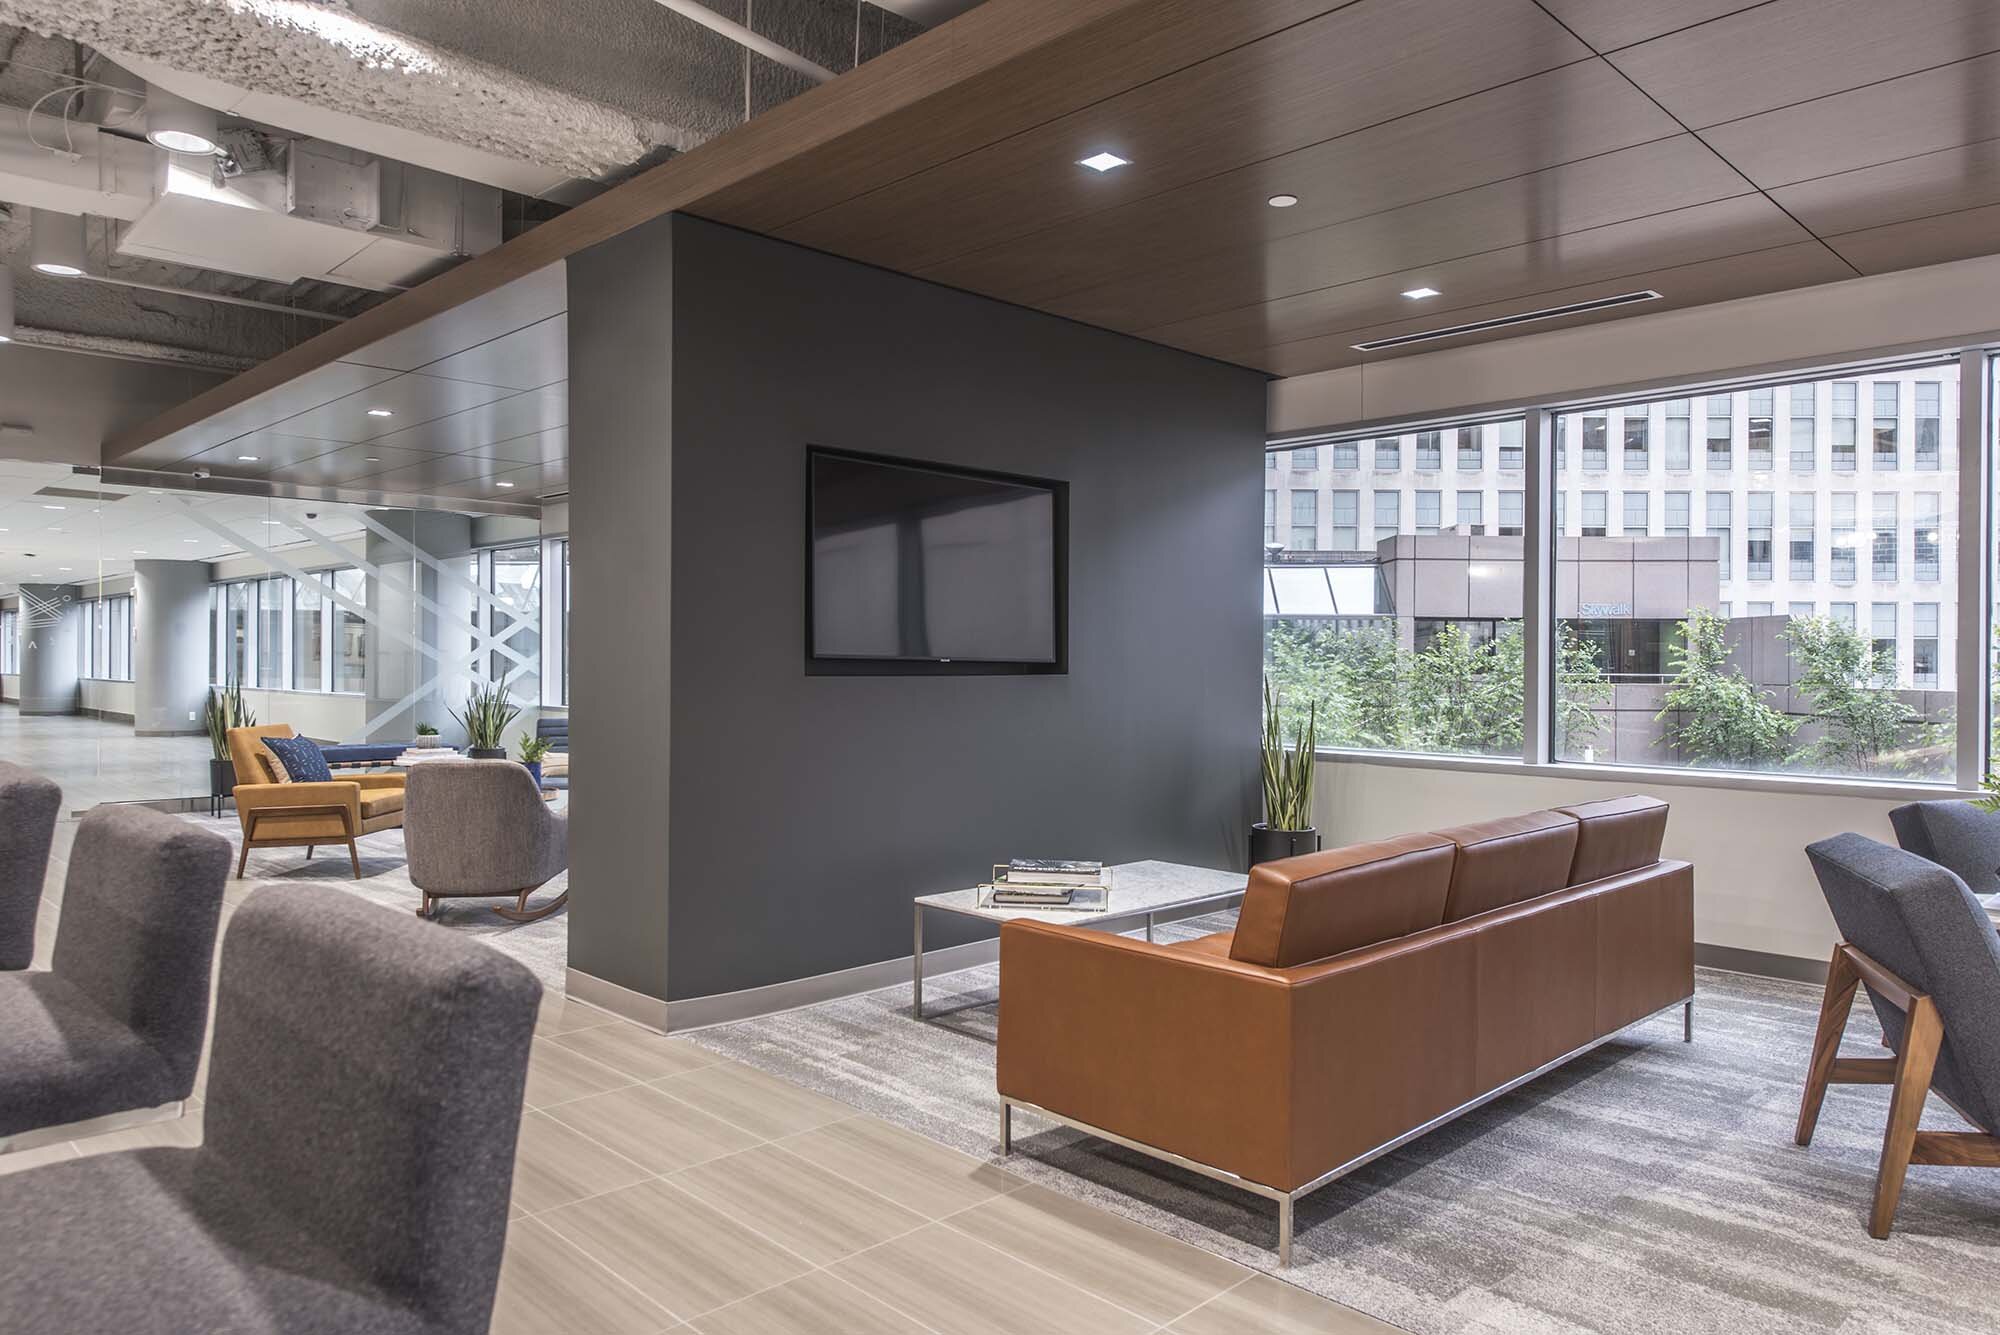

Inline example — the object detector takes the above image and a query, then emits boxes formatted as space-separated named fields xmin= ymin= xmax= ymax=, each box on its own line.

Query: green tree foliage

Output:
xmin=1655 ymin=607 xmax=1794 ymax=769
xmin=1262 ymin=617 xmax=1610 ymax=759
xmin=1783 ymin=614 xmax=1920 ymax=776
xmin=1404 ymin=623 xmax=1519 ymax=755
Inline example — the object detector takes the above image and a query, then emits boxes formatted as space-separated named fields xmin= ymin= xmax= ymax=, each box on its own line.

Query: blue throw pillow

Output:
xmin=261 ymin=734 xmax=332 ymax=784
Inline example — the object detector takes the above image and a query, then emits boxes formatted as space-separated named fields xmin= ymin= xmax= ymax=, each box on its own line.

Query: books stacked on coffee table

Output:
xmin=983 ymin=859 xmax=1111 ymax=912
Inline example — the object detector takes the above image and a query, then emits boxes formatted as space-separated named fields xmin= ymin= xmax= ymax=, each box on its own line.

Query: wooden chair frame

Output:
xmin=1796 ymin=941 xmax=2000 ymax=1238
xmin=239 ymin=804 xmax=362 ymax=880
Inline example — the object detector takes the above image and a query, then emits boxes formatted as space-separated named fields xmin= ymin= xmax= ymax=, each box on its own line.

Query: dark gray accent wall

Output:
xmin=566 ymin=216 xmax=675 ymax=1001
xmin=662 ymin=215 xmax=1264 ymax=1001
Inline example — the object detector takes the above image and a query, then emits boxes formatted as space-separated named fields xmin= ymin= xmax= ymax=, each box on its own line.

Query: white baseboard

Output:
xmin=564 ymin=938 xmax=1003 ymax=1034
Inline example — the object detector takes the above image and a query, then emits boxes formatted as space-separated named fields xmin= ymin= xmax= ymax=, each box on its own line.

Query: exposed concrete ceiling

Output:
xmin=0 ymin=0 xmax=943 ymax=384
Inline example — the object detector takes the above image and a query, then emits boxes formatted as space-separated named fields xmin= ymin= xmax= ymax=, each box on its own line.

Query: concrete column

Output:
xmin=362 ymin=509 xmax=475 ymax=744
xmin=16 ymin=582 xmax=81 ymax=715
xmin=133 ymin=560 xmax=213 ymax=735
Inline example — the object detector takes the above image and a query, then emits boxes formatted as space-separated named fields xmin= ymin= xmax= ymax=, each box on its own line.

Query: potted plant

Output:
xmin=518 ymin=734 xmax=553 ymax=789
xmin=414 ymin=721 xmax=443 ymax=749
xmin=1252 ymin=682 xmax=1319 ymax=867
xmin=452 ymin=674 xmax=520 ymax=759
xmin=203 ymin=681 xmax=255 ymax=813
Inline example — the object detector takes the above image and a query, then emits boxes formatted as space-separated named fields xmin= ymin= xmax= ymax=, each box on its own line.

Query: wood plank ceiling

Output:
xmin=712 ymin=0 xmax=2000 ymax=378
xmin=108 ymin=0 xmax=2000 ymax=473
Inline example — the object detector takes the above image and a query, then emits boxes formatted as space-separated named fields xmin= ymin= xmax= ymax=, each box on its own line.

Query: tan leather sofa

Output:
xmin=996 ymin=796 xmax=1691 ymax=1264
xmin=227 ymin=726 xmax=406 ymax=879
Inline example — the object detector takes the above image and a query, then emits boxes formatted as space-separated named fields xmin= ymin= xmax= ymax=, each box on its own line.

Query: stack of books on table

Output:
xmin=986 ymin=859 xmax=1107 ymax=908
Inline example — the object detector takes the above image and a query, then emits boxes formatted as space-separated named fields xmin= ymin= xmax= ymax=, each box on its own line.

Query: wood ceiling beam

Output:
xmin=103 ymin=0 xmax=1347 ymax=464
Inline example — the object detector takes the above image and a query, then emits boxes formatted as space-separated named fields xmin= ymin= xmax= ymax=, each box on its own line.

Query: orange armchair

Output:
xmin=226 ymin=726 xmax=405 ymax=879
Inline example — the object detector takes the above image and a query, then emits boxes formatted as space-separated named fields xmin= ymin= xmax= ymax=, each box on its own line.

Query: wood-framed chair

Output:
xmin=226 ymin=726 xmax=405 ymax=880
xmin=1801 ymin=833 xmax=2000 ymax=1238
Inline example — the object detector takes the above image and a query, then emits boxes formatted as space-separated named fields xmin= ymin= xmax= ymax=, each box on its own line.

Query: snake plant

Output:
xmin=1260 ymin=680 xmax=1317 ymax=832
xmin=203 ymin=681 xmax=255 ymax=762
xmin=453 ymin=674 xmax=522 ymax=751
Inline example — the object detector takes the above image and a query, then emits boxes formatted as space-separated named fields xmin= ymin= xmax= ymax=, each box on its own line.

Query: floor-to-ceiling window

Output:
xmin=1269 ymin=351 xmax=1989 ymax=790
xmin=1263 ymin=417 xmax=1526 ymax=760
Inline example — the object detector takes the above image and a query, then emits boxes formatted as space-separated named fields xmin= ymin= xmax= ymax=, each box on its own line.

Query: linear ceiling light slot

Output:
xmin=1351 ymin=291 xmax=1663 ymax=352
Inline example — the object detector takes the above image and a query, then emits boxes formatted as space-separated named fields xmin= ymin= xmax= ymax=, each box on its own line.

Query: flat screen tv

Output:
xmin=807 ymin=447 xmax=1067 ymax=674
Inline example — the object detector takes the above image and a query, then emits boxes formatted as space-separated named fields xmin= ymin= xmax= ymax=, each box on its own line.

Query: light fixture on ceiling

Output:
xmin=365 ymin=456 xmax=381 ymax=462
xmin=1402 ymin=287 xmax=1441 ymax=300
xmin=1351 ymin=290 xmax=1664 ymax=352
xmin=1077 ymin=151 xmax=1130 ymax=173
xmin=28 ymin=210 xmax=86 ymax=277
xmin=144 ymin=84 xmax=221 ymax=156
xmin=237 ymin=455 xmax=259 ymax=462
xmin=183 ymin=539 xmax=197 ymax=543
xmin=366 ymin=408 xmax=394 ymax=418
xmin=40 ymin=504 xmax=64 ymax=511
xmin=496 ymin=481 xmax=516 ymax=488
xmin=0 ymin=266 xmax=13 ymax=343
xmin=132 ymin=549 xmax=146 ymax=555
xmin=1267 ymin=194 xmax=1299 ymax=208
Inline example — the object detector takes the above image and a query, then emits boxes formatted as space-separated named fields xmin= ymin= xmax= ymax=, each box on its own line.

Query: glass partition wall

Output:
xmin=0 ymin=470 xmax=570 ymax=810
xmin=1268 ymin=349 xmax=1996 ymax=791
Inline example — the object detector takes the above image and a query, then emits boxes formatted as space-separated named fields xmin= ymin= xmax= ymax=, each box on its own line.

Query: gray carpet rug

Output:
xmin=186 ymin=814 xmax=570 ymax=990
xmin=683 ymin=911 xmax=2000 ymax=1335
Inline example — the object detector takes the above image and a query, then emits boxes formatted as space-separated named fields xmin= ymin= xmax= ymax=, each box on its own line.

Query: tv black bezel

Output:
xmin=804 ymin=445 xmax=1069 ymax=677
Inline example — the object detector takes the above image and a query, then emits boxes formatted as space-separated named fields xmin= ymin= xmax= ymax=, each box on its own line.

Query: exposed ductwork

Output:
xmin=0 ymin=0 xmax=687 ymax=194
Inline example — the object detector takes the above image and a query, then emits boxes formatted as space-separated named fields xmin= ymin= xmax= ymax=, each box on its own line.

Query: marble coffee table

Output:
xmin=911 ymin=860 xmax=1246 ymax=1019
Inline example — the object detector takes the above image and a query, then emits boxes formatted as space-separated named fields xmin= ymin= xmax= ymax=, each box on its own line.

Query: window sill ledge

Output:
xmin=1316 ymin=747 xmax=1979 ymax=804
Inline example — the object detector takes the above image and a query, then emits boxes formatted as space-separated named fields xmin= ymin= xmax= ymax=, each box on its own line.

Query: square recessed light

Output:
xmin=1078 ymin=151 xmax=1130 ymax=173
xmin=1402 ymin=287 xmax=1441 ymax=299
xmin=367 ymin=408 xmax=394 ymax=417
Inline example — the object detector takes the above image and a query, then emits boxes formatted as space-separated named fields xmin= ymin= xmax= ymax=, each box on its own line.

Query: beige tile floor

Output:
xmin=2 ymin=708 xmax=1403 ymax=1334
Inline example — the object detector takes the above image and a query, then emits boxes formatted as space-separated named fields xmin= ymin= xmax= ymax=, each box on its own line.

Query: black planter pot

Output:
xmin=467 ymin=747 xmax=507 ymax=760
xmin=1249 ymin=823 xmax=1320 ymax=867
xmin=208 ymin=758 xmax=237 ymax=817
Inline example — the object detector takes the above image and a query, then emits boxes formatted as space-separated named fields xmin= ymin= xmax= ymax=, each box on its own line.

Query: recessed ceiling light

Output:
xmin=57 ymin=566 xmax=70 ymax=571
xmin=1402 ymin=287 xmax=1442 ymax=300
xmin=496 ymin=481 xmax=516 ymax=488
xmin=41 ymin=504 xmax=63 ymax=511
xmin=1077 ymin=151 xmax=1130 ymax=173
xmin=237 ymin=454 xmax=259 ymax=462
xmin=365 ymin=456 xmax=381 ymax=462
xmin=183 ymin=539 xmax=198 ymax=544
xmin=1267 ymin=194 xmax=1300 ymax=208
xmin=367 ymin=408 xmax=394 ymax=417
xmin=132 ymin=549 xmax=146 ymax=555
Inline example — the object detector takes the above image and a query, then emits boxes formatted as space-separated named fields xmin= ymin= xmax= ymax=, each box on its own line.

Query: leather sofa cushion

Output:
xmin=1228 ymin=833 xmax=1456 ymax=968
xmin=1435 ymin=810 xmax=1580 ymax=921
xmin=1559 ymin=796 xmax=1669 ymax=884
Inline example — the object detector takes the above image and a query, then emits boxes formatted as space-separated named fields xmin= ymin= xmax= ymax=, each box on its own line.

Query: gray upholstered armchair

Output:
xmin=405 ymin=759 xmax=568 ymax=922
xmin=0 ymin=885 xmax=541 ymax=1334
xmin=1799 ymin=833 xmax=2000 ymax=1237
xmin=0 ymin=805 xmax=230 ymax=1149
xmin=0 ymin=762 xmax=61 ymax=970
xmin=1890 ymin=800 xmax=2000 ymax=902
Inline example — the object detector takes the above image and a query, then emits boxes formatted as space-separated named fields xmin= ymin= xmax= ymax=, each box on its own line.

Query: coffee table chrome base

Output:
xmin=912 ymin=889 xmax=1243 ymax=1021
xmin=999 ymin=994 xmax=1694 ymax=1267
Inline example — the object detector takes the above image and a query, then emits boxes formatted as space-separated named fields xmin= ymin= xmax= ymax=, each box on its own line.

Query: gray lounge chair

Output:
xmin=1890 ymin=799 xmax=2000 ymax=899
xmin=0 ymin=761 xmax=61 ymax=970
xmin=406 ymin=759 xmax=568 ymax=922
xmin=0 ymin=884 xmax=542 ymax=1334
xmin=1799 ymin=833 xmax=2000 ymax=1237
xmin=0 ymin=805 xmax=229 ymax=1147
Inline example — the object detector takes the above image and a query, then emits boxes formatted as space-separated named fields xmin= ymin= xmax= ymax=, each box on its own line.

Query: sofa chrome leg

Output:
xmin=1000 ymin=1102 xmax=1012 ymax=1156
xmin=1684 ymin=998 xmax=1694 ymax=1043
xmin=1277 ymin=1195 xmax=1294 ymax=1268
